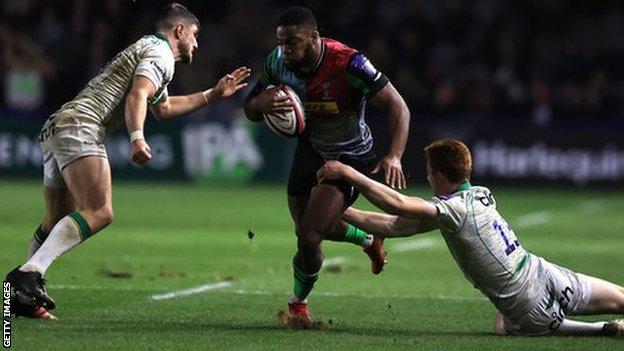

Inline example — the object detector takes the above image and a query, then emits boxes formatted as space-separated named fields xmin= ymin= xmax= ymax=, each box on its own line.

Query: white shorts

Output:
xmin=40 ymin=116 xmax=107 ymax=188
xmin=503 ymin=257 xmax=593 ymax=335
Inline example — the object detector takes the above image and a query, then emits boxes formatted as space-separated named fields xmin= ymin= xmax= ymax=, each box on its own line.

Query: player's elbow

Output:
xmin=392 ymin=94 xmax=410 ymax=120
xmin=150 ymin=103 xmax=170 ymax=122
xmin=243 ymin=97 xmax=263 ymax=122
xmin=127 ymin=88 xmax=150 ymax=103
xmin=387 ymin=222 xmax=405 ymax=238
xmin=391 ymin=197 xmax=429 ymax=221
xmin=384 ymin=196 xmax=411 ymax=217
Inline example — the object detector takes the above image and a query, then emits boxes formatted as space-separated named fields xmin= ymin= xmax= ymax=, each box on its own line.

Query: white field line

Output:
xmin=390 ymin=237 xmax=438 ymax=253
xmin=514 ymin=211 xmax=551 ymax=228
xmin=150 ymin=281 xmax=234 ymax=301
xmin=228 ymin=289 xmax=486 ymax=302
xmin=48 ymin=284 xmax=165 ymax=292
xmin=48 ymin=283 xmax=486 ymax=302
xmin=579 ymin=198 xmax=606 ymax=214
xmin=323 ymin=256 xmax=347 ymax=267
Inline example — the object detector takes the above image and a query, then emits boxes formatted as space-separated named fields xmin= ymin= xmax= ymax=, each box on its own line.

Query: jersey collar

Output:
xmin=453 ymin=181 xmax=472 ymax=193
xmin=436 ymin=181 xmax=471 ymax=200
xmin=293 ymin=40 xmax=326 ymax=78
xmin=310 ymin=40 xmax=326 ymax=73
xmin=153 ymin=32 xmax=174 ymax=52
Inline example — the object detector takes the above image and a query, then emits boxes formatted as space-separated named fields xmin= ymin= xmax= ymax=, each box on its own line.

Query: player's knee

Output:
xmin=300 ymin=218 xmax=333 ymax=239
xmin=616 ymin=287 xmax=624 ymax=312
xmin=603 ymin=286 xmax=624 ymax=312
xmin=297 ymin=232 xmax=322 ymax=250
xmin=94 ymin=206 xmax=114 ymax=228
xmin=299 ymin=221 xmax=321 ymax=238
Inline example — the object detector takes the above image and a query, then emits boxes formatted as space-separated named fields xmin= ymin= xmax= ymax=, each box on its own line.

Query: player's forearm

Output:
xmin=344 ymin=167 xmax=413 ymax=216
xmin=386 ymin=98 xmax=410 ymax=158
xmin=243 ymin=95 xmax=264 ymax=122
xmin=125 ymin=90 xmax=149 ymax=133
xmin=344 ymin=207 xmax=434 ymax=238
xmin=155 ymin=90 xmax=214 ymax=120
xmin=343 ymin=207 xmax=398 ymax=237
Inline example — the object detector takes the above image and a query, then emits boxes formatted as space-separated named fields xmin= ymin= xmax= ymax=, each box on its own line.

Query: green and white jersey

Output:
xmin=429 ymin=183 xmax=539 ymax=318
xmin=50 ymin=34 xmax=175 ymax=135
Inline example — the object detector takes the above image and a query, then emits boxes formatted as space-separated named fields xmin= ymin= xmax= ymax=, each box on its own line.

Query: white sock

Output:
xmin=556 ymin=319 xmax=606 ymax=335
xmin=20 ymin=215 xmax=83 ymax=275
xmin=290 ymin=295 xmax=307 ymax=304
xmin=361 ymin=234 xmax=374 ymax=248
xmin=27 ymin=238 xmax=41 ymax=260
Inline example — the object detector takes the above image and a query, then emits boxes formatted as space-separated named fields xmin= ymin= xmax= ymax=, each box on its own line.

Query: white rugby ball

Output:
xmin=263 ymin=85 xmax=305 ymax=137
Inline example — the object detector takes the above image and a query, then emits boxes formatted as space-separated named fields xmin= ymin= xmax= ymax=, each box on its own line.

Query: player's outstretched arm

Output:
xmin=318 ymin=161 xmax=438 ymax=220
xmin=370 ymin=83 xmax=410 ymax=189
xmin=150 ymin=67 xmax=251 ymax=121
xmin=343 ymin=207 xmax=438 ymax=238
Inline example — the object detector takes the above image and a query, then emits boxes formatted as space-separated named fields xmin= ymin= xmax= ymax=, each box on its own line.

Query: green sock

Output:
xmin=68 ymin=211 xmax=93 ymax=241
xmin=292 ymin=263 xmax=318 ymax=302
xmin=344 ymin=224 xmax=373 ymax=247
xmin=33 ymin=225 xmax=49 ymax=244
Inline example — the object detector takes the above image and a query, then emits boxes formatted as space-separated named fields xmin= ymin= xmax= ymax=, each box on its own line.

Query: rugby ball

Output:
xmin=263 ymin=85 xmax=305 ymax=137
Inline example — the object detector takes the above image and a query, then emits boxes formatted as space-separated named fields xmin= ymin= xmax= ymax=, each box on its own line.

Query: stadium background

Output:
xmin=1 ymin=2 xmax=624 ymax=350
xmin=2 ymin=0 xmax=623 ymax=185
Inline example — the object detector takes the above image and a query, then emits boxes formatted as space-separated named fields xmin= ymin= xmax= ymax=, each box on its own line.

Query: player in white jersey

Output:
xmin=6 ymin=3 xmax=251 ymax=320
xmin=317 ymin=139 xmax=624 ymax=336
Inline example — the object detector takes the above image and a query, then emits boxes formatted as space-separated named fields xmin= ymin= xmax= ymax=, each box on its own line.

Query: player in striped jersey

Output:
xmin=244 ymin=7 xmax=410 ymax=328
xmin=5 ymin=3 xmax=250 ymax=320
xmin=319 ymin=139 xmax=624 ymax=336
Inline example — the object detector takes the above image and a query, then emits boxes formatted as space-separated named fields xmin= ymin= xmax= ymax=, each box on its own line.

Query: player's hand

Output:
xmin=213 ymin=67 xmax=251 ymax=98
xmin=317 ymin=160 xmax=348 ymax=183
xmin=130 ymin=139 xmax=152 ymax=165
xmin=372 ymin=155 xmax=406 ymax=189
xmin=255 ymin=85 xmax=294 ymax=115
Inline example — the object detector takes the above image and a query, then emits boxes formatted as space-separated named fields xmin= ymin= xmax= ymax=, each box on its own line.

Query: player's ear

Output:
xmin=174 ymin=24 xmax=184 ymax=39
xmin=432 ymin=169 xmax=445 ymax=184
xmin=310 ymin=30 xmax=319 ymax=41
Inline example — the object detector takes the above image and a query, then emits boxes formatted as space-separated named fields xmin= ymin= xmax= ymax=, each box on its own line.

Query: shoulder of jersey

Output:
xmin=470 ymin=185 xmax=491 ymax=193
xmin=146 ymin=35 xmax=174 ymax=57
xmin=322 ymin=37 xmax=358 ymax=65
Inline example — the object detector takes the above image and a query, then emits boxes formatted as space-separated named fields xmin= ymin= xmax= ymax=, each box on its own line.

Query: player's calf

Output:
xmin=82 ymin=205 xmax=114 ymax=234
xmin=579 ymin=276 xmax=624 ymax=315
xmin=296 ymin=223 xmax=325 ymax=272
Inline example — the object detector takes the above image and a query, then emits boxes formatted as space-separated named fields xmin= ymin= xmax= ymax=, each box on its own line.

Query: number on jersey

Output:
xmin=492 ymin=219 xmax=520 ymax=255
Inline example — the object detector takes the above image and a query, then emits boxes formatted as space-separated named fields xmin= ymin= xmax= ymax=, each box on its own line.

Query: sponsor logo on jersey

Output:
xmin=304 ymin=101 xmax=340 ymax=114
xmin=321 ymin=82 xmax=332 ymax=99
xmin=150 ymin=60 xmax=166 ymax=80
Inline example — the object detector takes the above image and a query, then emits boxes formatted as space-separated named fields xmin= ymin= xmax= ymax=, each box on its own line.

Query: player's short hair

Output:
xmin=155 ymin=2 xmax=200 ymax=32
xmin=277 ymin=6 xmax=317 ymax=29
xmin=425 ymin=139 xmax=472 ymax=183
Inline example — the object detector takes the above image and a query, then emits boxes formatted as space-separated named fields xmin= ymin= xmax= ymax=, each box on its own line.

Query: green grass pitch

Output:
xmin=1 ymin=181 xmax=623 ymax=350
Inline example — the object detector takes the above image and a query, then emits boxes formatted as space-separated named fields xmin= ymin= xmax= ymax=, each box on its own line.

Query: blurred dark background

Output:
xmin=3 ymin=0 xmax=624 ymax=124
xmin=1 ymin=0 xmax=623 ymax=185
